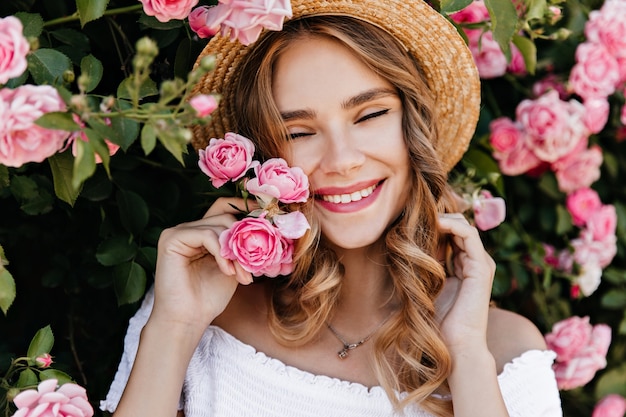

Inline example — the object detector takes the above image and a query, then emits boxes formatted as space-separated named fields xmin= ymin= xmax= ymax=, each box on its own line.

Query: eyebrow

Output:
xmin=279 ymin=87 xmax=398 ymax=122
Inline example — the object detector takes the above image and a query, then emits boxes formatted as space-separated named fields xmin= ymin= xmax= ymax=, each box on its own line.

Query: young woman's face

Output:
xmin=272 ymin=36 xmax=411 ymax=250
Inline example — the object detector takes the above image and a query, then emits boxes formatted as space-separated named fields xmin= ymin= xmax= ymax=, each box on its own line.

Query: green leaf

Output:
xmin=483 ymin=0 xmax=519 ymax=58
xmin=601 ymin=289 xmax=626 ymax=310
xmin=595 ymin=363 xmax=626 ymax=398
xmin=10 ymin=175 xmax=54 ymax=215
xmin=117 ymin=189 xmax=150 ymax=237
xmin=80 ymin=55 xmax=104 ymax=92
xmin=138 ymin=14 xmax=185 ymax=29
xmin=141 ymin=124 xmax=157 ymax=155
xmin=35 ymin=112 xmax=80 ymax=131
xmin=0 ymin=165 xmax=8 ymax=190
xmin=0 ymin=268 xmax=16 ymax=315
xmin=603 ymin=267 xmax=626 ymax=285
xmin=76 ymin=0 xmax=110 ymax=27
xmin=110 ymin=100 xmax=141 ymax=150
xmin=16 ymin=369 xmax=38 ymax=388
xmin=48 ymin=152 xmax=81 ymax=206
xmin=83 ymin=128 xmax=111 ymax=174
xmin=114 ymin=261 xmax=147 ymax=305
xmin=117 ymin=76 xmax=159 ymax=100
xmin=72 ymin=139 xmax=96 ymax=190
xmin=511 ymin=34 xmax=537 ymax=75
xmin=27 ymin=49 xmax=72 ymax=86
xmin=27 ymin=325 xmax=54 ymax=359
xmin=15 ymin=12 xmax=44 ymax=38
xmin=96 ymin=236 xmax=138 ymax=266
xmin=555 ymin=205 xmax=573 ymax=236
xmin=525 ymin=0 xmax=548 ymax=21
xmin=40 ymin=369 xmax=73 ymax=385
xmin=441 ymin=0 xmax=473 ymax=13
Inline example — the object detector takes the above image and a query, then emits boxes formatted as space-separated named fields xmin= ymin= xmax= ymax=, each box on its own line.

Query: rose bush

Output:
xmin=1 ymin=0 xmax=626 ymax=415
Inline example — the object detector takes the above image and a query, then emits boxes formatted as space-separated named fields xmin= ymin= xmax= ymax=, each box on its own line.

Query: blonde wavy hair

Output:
xmin=232 ymin=15 xmax=460 ymax=417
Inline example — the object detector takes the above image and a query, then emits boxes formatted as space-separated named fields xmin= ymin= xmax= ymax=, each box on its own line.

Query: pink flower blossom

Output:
xmin=219 ymin=215 xmax=294 ymax=277
xmin=545 ymin=316 xmax=593 ymax=363
xmin=553 ymin=145 xmax=603 ymax=194
xmin=471 ymin=190 xmax=506 ymax=231
xmin=0 ymin=16 xmax=30 ymax=84
xmin=35 ymin=353 xmax=53 ymax=368
xmin=546 ymin=317 xmax=612 ymax=390
xmin=189 ymin=0 xmax=292 ymax=46
xmin=507 ymin=43 xmax=527 ymax=76
xmin=571 ymin=229 xmax=617 ymax=269
xmin=273 ymin=211 xmax=310 ymax=239
xmin=189 ymin=94 xmax=218 ymax=118
xmin=593 ymin=394 xmax=626 ymax=417
xmin=68 ymin=114 xmax=119 ymax=164
xmin=587 ymin=204 xmax=618 ymax=242
xmin=12 ymin=379 xmax=94 ymax=417
xmin=585 ymin=0 xmax=626 ymax=59
xmin=566 ymin=188 xmax=602 ymax=227
xmin=532 ymin=74 xmax=568 ymax=99
xmin=516 ymin=91 xmax=589 ymax=163
xmin=469 ymin=31 xmax=508 ymax=79
xmin=621 ymin=101 xmax=626 ymax=125
xmin=584 ymin=98 xmax=610 ymax=134
xmin=139 ymin=0 xmax=199 ymax=22
xmin=569 ymin=42 xmax=620 ymax=100
xmin=449 ymin=0 xmax=490 ymax=24
xmin=489 ymin=117 xmax=542 ymax=175
xmin=246 ymin=158 xmax=309 ymax=204
xmin=198 ymin=132 xmax=258 ymax=188
xmin=0 ymin=85 xmax=69 ymax=167
xmin=574 ymin=262 xmax=602 ymax=297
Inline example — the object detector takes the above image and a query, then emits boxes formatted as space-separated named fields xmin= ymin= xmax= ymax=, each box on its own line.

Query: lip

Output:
xmin=314 ymin=180 xmax=384 ymax=213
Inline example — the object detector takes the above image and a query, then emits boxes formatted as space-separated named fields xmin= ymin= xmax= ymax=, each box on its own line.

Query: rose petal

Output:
xmin=273 ymin=212 xmax=310 ymax=239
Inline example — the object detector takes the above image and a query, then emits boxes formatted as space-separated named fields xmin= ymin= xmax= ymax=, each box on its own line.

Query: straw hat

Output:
xmin=190 ymin=0 xmax=481 ymax=172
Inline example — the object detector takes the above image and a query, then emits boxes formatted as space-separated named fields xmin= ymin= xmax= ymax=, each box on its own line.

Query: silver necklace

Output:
xmin=326 ymin=313 xmax=393 ymax=359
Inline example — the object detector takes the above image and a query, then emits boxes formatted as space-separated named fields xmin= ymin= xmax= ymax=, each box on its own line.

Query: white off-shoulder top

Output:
xmin=101 ymin=289 xmax=563 ymax=417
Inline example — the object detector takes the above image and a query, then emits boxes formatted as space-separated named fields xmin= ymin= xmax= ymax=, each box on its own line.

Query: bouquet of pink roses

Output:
xmin=198 ymin=132 xmax=310 ymax=277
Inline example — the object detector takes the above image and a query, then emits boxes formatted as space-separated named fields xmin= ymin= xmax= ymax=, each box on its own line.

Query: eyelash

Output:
xmin=286 ymin=109 xmax=391 ymax=140
xmin=357 ymin=109 xmax=389 ymax=123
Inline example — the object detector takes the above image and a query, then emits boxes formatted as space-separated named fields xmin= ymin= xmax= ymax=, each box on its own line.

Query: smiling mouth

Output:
xmin=317 ymin=182 xmax=380 ymax=204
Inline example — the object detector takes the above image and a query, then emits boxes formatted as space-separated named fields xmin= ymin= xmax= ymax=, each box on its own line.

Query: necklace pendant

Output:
xmin=338 ymin=346 xmax=350 ymax=359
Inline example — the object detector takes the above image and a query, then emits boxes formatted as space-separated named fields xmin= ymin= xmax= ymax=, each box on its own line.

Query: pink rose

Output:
xmin=68 ymin=114 xmax=119 ymax=164
xmin=589 ymin=324 xmax=613 ymax=358
xmin=566 ymin=187 xmax=602 ymax=227
xmin=569 ymin=42 xmax=620 ymax=100
xmin=545 ymin=316 xmax=593 ymax=363
xmin=246 ymin=158 xmax=309 ymax=204
xmin=0 ymin=85 xmax=69 ymax=168
xmin=489 ymin=118 xmax=542 ymax=175
xmin=471 ymin=190 xmax=506 ymax=231
xmin=12 ymin=379 xmax=94 ymax=417
xmin=584 ymin=98 xmax=610 ymax=134
xmin=273 ymin=211 xmax=310 ymax=239
xmin=139 ymin=0 xmax=199 ymax=22
xmin=34 ymin=353 xmax=53 ymax=368
xmin=587 ymin=204 xmax=617 ymax=242
xmin=507 ymin=43 xmax=527 ymax=76
xmin=553 ymin=145 xmax=603 ymax=194
xmin=189 ymin=94 xmax=218 ymax=118
xmin=190 ymin=0 xmax=292 ymax=45
xmin=532 ymin=74 xmax=568 ymax=99
xmin=449 ymin=0 xmax=490 ymax=24
xmin=219 ymin=215 xmax=294 ymax=277
xmin=198 ymin=132 xmax=258 ymax=188
xmin=621 ymin=101 xmax=626 ymax=125
xmin=572 ymin=229 xmax=617 ymax=269
xmin=0 ymin=16 xmax=30 ymax=84
xmin=553 ymin=351 xmax=607 ymax=390
xmin=585 ymin=0 xmax=626 ymax=59
xmin=593 ymin=394 xmax=626 ymax=417
xmin=516 ymin=91 xmax=588 ymax=163
xmin=469 ymin=32 xmax=508 ymax=79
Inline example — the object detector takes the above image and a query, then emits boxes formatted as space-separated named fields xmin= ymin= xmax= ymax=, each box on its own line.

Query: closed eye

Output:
xmin=357 ymin=109 xmax=389 ymax=123
xmin=288 ymin=132 xmax=314 ymax=140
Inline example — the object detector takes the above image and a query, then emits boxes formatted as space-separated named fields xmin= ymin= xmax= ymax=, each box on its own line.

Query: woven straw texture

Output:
xmin=190 ymin=0 xmax=481 ymax=172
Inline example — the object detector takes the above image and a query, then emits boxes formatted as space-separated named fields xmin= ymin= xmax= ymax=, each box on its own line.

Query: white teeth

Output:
xmin=321 ymin=184 xmax=377 ymax=204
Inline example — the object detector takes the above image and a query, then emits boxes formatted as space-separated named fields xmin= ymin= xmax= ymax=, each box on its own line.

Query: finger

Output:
xmin=437 ymin=215 xmax=482 ymax=255
xmin=233 ymin=261 xmax=253 ymax=285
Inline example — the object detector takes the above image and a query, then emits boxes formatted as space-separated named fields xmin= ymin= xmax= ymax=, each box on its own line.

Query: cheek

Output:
xmin=284 ymin=140 xmax=321 ymax=176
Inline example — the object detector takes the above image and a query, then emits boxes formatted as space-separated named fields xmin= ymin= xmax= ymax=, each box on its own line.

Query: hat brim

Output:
xmin=191 ymin=0 xmax=481 ymax=172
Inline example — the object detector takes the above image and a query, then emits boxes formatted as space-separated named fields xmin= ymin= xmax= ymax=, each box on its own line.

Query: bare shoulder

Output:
xmin=487 ymin=307 xmax=548 ymax=373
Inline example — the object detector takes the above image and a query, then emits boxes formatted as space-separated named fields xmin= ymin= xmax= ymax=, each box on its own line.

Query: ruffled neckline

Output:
xmin=205 ymin=325 xmax=556 ymax=397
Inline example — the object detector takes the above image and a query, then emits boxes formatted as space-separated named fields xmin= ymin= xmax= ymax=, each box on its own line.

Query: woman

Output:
xmin=101 ymin=0 xmax=562 ymax=416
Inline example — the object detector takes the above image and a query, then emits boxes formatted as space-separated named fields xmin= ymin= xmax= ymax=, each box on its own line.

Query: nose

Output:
xmin=319 ymin=127 xmax=366 ymax=175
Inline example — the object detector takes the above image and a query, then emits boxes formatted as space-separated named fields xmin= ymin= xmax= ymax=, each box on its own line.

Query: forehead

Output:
xmin=271 ymin=36 xmax=392 ymax=109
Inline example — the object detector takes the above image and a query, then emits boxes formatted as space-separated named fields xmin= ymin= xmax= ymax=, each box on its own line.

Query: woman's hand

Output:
xmin=149 ymin=197 xmax=255 ymax=332
xmin=437 ymin=213 xmax=496 ymax=355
